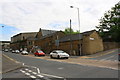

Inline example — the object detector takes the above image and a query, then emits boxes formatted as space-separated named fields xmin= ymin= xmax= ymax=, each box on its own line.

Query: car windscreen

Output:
xmin=23 ymin=51 xmax=27 ymax=52
xmin=37 ymin=51 xmax=43 ymax=53
xmin=56 ymin=51 xmax=64 ymax=53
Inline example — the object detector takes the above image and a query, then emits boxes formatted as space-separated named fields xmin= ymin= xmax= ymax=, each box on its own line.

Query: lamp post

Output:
xmin=70 ymin=6 xmax=81 ymax=56
xmin=70 ymin=19 xmax=73 ymax=55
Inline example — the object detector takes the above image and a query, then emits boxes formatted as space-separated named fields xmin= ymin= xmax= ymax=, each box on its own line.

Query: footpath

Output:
xmin=2 ymin=54 xmax=23 ymax=74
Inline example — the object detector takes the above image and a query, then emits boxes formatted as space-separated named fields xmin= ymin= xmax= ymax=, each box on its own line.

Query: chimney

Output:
xmin=39 ymin=28 xmax=42 ymax=32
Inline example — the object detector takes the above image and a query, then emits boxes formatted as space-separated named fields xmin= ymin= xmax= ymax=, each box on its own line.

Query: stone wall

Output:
xmin=103 ymin=42 xmax=120 ymax=51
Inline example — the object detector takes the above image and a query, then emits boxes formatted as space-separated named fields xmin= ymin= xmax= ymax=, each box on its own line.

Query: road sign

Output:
xmin=55 ymin=40 xmax=59 ymax=46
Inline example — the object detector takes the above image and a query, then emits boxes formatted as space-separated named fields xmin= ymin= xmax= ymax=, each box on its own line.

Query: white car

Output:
xmin=12 ymin=50 xmax=15 ymax=53
xmin=50 ymin=50 xmax=69 ymax=59
xmin=21 ymin=51 xmax=28 ymax=55
xmin=4 ymin=49 xmax=9 ymax=52
xmin=15 ymin=50 xmax=20 ymax=54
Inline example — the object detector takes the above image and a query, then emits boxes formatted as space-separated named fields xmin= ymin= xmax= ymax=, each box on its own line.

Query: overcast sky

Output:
xmin=0 ymin=0 xmax=119 ymax=41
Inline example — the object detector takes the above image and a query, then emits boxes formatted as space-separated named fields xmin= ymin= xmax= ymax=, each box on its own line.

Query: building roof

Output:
xmin=81 ymin=30 xmax=96 ymax=36
xmin=59 ymin=30 xmax=96 ymax=42
xmin=38 ymin=31 xmax=63 ymax=40
xmin=12 ymin=32 xmax=37 ymax=37
xmin=0 ymin=41 xmax=10 ymax=43
xmin=35 ymin=28 xmax=57 ymax=38
xmin=59 ymin=34 xmax=82 ymax=42
xmin=41 ymin=29 xmax=57 ymax=36
xmin=39 ymin=28 xmax=57 ymax=36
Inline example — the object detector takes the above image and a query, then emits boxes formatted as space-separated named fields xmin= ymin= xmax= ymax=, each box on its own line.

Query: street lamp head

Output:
xmin=70 ymin=6 xmax=74 ymax=8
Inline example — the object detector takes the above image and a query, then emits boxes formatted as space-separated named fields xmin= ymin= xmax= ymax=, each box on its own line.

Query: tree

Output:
xmin=64 ymin=27 xmax=80 ymax=34
xmin=96 ymin=2 xmax=120 ymax=42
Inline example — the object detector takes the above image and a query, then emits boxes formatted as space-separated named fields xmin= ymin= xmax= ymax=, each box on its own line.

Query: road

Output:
xmin=2 ymin=50 xmax=119 ymax=79
xmin=89 ymin=49 xmax=119 ymax=62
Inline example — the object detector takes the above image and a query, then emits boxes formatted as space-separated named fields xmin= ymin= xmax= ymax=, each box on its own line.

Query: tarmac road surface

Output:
xmin=2 ymin=51 xmax=119 ymax=79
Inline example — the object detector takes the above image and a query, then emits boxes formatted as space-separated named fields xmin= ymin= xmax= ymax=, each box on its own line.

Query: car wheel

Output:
xmin=50 ymin=55 xmax=53 ymax=58
xmin=66 ymin=57 xmax=68 ymax=59
xmin=57 ymin=55 xmax=60 ymax=59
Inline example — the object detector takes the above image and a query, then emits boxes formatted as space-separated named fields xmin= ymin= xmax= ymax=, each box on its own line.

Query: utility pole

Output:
xmin=70 ymin=19 xmax=73 ymax=55
xmin=70 ymin=6 xmax=81 ymax=56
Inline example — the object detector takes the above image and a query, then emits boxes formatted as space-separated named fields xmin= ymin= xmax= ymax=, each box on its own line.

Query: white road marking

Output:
xmin=41 ymin=73 xmax=63 ymax=78
xmin=37 ymin=75 xmax=44 ymax=78
xmin=30 ymin=75 xmax=36 ymax=78
xmin=20 ymin=69 xmax=37 ymax=78
xmin=32 ymin=72 xmax=37 ymax=75
xmin=22 ymin=69 xmax=44 ymax=78
xmin=20 ymin=70 xmax=25 ymax=73
xmin=37 ymin=68 xmax=40 ymax=73
xmin=25 ymin=72 xmax=31 ymax=76
xmin=25 ymin=69 xmax=32 ymax=72
xmin=58 ymin=67 xmax=63 ymax=70
xmin=25 ymin=69 xmax=29 ymax=71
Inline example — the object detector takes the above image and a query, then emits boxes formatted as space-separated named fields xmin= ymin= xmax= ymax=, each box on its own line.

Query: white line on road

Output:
xmin=41 ymin=73 xmax=63 ymax=78
xmin=25 ymin=69 xmax=32 ymax=72
xmin=29 ymin=75 xmax=36 ymax=78
xmin=32 ymin=72 xmax=37 ymax=75
xmin=22 ymin=68 xmax=63 ymax=78
xmin=20 ymin=69 xmax=37 ymax=78
xmin=37 ymin=68 xmax=40 ymax=73
xmin=37 ymin=75 xmax=44 ymax=78
xmin=20 ymin=70 xmax=25 ymax=73
xmin=23 ymin=69 xmax=44 ymax=78
xmin=25 ymin=72 xmax=31 ymax=76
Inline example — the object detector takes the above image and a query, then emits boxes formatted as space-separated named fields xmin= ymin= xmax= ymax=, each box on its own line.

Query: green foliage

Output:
xmin=96 ymin=2 xmax=120 ymax=42
xmin=64 ymin=27 xmax=80 ymax=34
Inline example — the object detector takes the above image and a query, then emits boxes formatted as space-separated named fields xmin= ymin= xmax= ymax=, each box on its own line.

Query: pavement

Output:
xmin=2 ymin=54 xmax=23 ymax=74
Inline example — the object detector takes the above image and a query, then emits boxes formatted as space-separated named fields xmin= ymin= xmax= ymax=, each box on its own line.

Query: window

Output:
xmin=28 ymin=41 xmax=32 ymax=45
xmin=23 ymin=36 xmax=25 ymax=40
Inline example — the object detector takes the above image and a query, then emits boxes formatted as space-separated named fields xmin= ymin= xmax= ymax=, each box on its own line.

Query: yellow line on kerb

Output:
xmin=2 ymin=54 xmax=17 ymax=63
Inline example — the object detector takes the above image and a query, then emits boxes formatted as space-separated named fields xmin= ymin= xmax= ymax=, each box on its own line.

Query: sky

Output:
xmin=0 ymin=0 xmax=119 ymax=41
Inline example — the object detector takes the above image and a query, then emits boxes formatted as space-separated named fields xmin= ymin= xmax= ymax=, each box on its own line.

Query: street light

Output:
xmin=70 ymin=6 xmax=80 ymax=33
xmin=70 ymin=6 xmax=81 ymax=56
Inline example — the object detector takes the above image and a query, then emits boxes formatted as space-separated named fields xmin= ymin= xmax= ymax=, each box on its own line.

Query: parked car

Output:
xmin=50 ymin=50 xmax=69 ymax=59
xmin=15 ymin=50 xmax=20 ymax=54
xmin=12 ymin=50 xmax=15 ymax=53
xmin=21 ymin=50 xmax=28 ymax=55
xmin=4 ymin=49 xmax=9 ymax=52
xmin=34 ymin=50 xmax=45 ymax=56
xmin=9 ymin=48 xmax=12 ymax=52
xmin=2 ymin=49 xmax=4 ymax=51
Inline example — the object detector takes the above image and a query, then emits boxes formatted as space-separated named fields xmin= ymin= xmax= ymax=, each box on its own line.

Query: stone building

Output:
xmin=0 ymin=41 xmax=10 ymax=50
xmin=34 ymin=31 xmax=65 ymax=54
xmin=54 ymin=30 xmax=104 ymax=55
xmin=27 ymin=28 xmax=59 ymax=52
xmin=10 ymin=32 xmax=37 ymax=50
xmin=10 ymin=29 xmax=103 ymax=56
